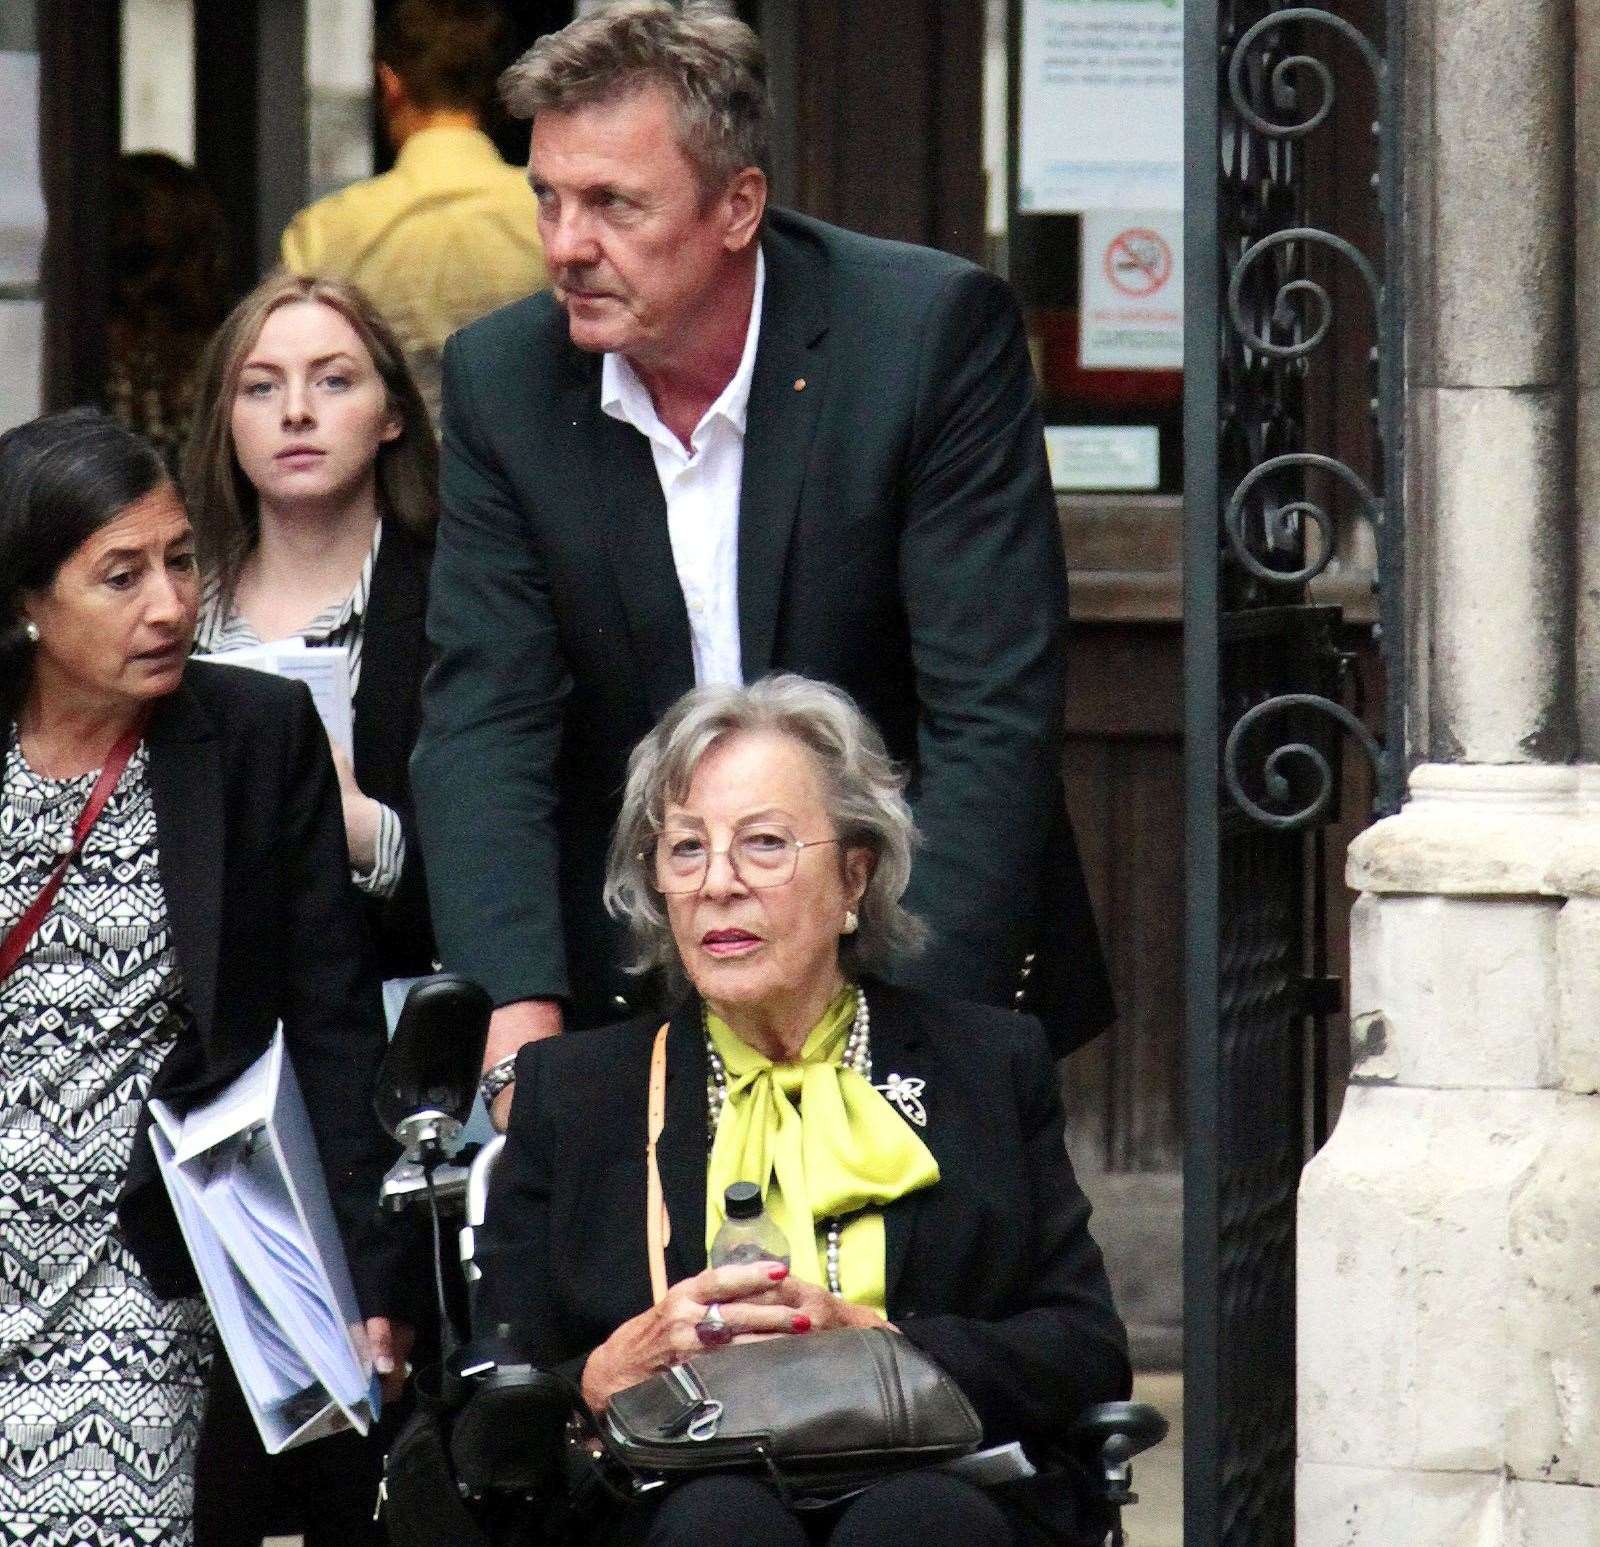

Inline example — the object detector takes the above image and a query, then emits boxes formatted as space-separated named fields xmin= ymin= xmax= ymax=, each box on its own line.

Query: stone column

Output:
xmin=1578 ymin=0 xmax=1600 ymax=757
xmin=1295 ymin=0 xmax=1596 ymax=1539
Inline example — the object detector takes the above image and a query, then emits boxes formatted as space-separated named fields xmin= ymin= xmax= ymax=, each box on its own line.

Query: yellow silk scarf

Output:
xmin=704 ymin=986 xmax=940 ymax=1313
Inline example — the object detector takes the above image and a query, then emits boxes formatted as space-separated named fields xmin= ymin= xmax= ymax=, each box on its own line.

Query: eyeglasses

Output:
xmin=645 ymin=824 xmax=841 ymax=895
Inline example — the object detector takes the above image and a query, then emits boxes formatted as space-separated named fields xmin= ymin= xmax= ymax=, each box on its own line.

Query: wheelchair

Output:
xmin=375 ymin=979 xmax=1169 ymax=1547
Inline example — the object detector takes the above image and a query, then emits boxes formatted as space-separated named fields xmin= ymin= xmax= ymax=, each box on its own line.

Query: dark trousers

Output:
xmin=595 ymin=1471 xmax=1016 ymax=1547
xmin=193 ymin=1357 xmax=388 ymax=1547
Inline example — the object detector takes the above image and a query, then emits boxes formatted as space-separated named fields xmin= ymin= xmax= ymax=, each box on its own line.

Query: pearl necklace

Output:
xmin=704 ymin=985 xmax=871 ymax=1296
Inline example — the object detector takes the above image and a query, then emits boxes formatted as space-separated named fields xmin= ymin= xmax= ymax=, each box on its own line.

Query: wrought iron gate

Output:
xmin=1183 ymin=3 xmax=1405 ymax=1543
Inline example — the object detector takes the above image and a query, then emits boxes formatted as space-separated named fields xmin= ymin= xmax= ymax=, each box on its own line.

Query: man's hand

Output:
xmin=484 ymin=999 xmax=564 ymax=1130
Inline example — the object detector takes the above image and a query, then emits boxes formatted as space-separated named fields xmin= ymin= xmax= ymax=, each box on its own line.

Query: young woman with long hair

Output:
xmin=181 ymin=274 xmax=440 ymax=1547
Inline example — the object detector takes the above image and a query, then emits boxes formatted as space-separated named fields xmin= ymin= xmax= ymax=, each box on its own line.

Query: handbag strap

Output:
xmin=646 ymin=1021 xmax=672 ymax=1304
xmin=0 ymin=718 xmax=144 ymax=983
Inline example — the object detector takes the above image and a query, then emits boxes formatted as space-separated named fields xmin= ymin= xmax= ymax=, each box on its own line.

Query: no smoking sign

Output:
xmin=1080 ymin=210 xmax=1184 ymax=370
xmin=1104 ymin=227 xmax=1175 ymax=299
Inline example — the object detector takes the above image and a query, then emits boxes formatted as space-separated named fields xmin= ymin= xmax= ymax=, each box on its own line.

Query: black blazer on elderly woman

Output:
xmin=479 ymin=979 xmax=1130 ymax=1538
xmin=114 ymin=659 xmax=406 ymax=1316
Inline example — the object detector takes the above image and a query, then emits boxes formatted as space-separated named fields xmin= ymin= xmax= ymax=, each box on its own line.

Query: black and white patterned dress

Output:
xmin=0 ymin=726 xmax=214 ymax=1547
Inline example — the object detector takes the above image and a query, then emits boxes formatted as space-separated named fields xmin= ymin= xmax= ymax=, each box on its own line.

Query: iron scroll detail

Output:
xmin=1224 ymin=453 xmax=1380 ymax=587
xmin=1226 ymin=8 xmax=1383 ymax=139
xmin=1226 ymin=228 xmax=1379 ymax=362
xmin=1223 ymin=693 xmax=1383 ymax=832
xmin=1217 ymin=0 xmax=1403 ymax=827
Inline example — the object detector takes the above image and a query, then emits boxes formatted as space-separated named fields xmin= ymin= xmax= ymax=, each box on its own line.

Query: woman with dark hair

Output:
xmin=0 ymin=408 xmax=411 ymax=1547
xmin=107 ymin=153 xmax=233 ymax=471
xmin=184 ymin=272 xmax=438 ymax=978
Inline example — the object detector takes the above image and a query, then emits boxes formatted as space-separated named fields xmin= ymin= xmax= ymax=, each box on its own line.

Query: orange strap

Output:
xmin=645 ymin=1022 xmax=672 ymax=1304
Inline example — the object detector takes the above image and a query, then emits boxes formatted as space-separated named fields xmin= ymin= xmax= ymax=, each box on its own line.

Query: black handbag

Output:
xmin=610 ymin=1024 xmax=983 ymax=1499
xmin=599 ymin=1326 xmax=983 ymax=1498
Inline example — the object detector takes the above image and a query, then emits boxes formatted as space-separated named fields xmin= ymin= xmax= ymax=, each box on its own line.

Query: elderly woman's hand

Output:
xmin=763 ymin=1274 xmax=893 ymax=1336
xmin=579 ymin=1261 xmax=807 ymax=1412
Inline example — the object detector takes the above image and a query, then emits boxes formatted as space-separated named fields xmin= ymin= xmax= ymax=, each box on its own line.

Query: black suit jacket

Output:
xmin=479 ymin=980 xmax=1130 ymax=1454
xmin=353 ymin=519 xmax=436 ymax=977
xmin=414 ymin=207 xmax=1113 ymax=1053
xmin=114 ymin=661 xmax=406 ymax=1316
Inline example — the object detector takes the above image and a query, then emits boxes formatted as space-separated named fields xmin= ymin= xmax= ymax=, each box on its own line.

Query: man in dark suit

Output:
xmin=412 ymin=1 xmax=1112 ymax=1121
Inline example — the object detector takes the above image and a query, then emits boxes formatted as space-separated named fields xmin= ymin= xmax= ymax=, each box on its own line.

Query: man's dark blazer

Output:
xmin=478 ymin=980 xmax=1131 ymax=1539
xmin=114 ymin=660 xmax=406 ymax=1316
xmin=414 ymin=207 xmax=1114 ymax=1054
xmin=353 ymin=518 xmax=436 ymax=977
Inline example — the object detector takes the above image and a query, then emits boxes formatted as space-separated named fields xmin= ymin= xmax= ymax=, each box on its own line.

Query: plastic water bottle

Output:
xmin=709 ymin=1181 xmax=790 ymax=1267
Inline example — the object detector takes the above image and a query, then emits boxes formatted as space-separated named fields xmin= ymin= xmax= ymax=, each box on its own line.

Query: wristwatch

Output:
xmin=478 ymin=1054 xmax=518 ymax=1109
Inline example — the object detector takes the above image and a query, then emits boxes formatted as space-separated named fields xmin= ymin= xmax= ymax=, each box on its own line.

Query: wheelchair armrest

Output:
xmin=1063 ymin=1400 xmax=1169 ymax=1512
xmin=448 ymin=1362 xmax=572 ymax=1499
xmin=1067 ymin=1400 xmax=1169 ymax=1461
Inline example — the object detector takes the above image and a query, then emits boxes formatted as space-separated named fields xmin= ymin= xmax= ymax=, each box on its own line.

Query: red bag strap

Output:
xmin=0 ymin=719 xmax=145 ymax=982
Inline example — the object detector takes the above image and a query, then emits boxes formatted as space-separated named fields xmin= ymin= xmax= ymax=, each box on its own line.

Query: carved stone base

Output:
xmin=1297 ymin=764 xmax=1600 ymax=1544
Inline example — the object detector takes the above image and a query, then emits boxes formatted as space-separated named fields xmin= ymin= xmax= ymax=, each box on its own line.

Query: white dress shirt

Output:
xmin=193 ymin=524 xmax=405 ymax=900
xmin=600 ymin=249 xmax=766 ymax=687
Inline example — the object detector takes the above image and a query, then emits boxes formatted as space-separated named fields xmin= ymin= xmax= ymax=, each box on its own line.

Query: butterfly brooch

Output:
xmin=875 ymin=1072 xmax=928 ymax=1127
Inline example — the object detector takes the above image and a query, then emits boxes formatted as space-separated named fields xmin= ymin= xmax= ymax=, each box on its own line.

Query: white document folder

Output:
xmin=149 ymin=1026 xmax=379 ymax=1453
xmin=193 ymin=642 xmax=355 ymax=758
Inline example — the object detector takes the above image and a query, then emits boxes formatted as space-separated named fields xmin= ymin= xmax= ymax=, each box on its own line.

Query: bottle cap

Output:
xmin=724 ymin=1181 xmax=763 ymax=1219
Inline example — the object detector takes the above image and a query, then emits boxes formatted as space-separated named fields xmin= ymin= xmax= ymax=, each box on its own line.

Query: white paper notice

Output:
xmin=1044 ymin=425 xmax=1160 ymax=492
xmin=1079 ymin=209 xmax=1184 ymax=370
xmin=1019 ymin=0 xmax=1183 ymax=214
xmin=196 ymin=645 xmax=355 ymax=758
xmin=0 ymin=53 xmax=47 ymax=286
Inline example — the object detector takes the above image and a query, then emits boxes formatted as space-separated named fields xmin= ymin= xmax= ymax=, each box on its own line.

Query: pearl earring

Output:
xmin=843 ymin=909 xmax=859 ymax=935
xmin=23 ymin=621 xmax=39 ymax=644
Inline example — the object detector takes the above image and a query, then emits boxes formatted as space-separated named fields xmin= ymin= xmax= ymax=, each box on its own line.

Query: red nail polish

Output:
xmin=768 ymin=1264 xmax=788 ymax=1281
xmin=792 ymin=1314 xmax=811 ymax=1333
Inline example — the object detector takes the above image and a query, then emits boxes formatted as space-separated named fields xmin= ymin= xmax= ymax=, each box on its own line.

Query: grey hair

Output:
xmin=498 ymin=1 xmax=771 ymax=197
xmin=605 ymin=674 xmax=927 ymax=987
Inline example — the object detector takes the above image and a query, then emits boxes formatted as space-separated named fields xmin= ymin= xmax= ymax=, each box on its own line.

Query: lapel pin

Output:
xmin=794 ymin=377 xmax=807 ymax=392
xmin=876 ymin=1073 xmax=927 ymax=1127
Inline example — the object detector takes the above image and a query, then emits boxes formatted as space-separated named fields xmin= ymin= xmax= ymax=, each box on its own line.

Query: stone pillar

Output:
xmin=1578 ymin=0 xmax=1600 ymax=757
xmin=1413 ymin=0 xmax=1574 ymax=764
xmin=1295 ymin=0 xmax=1596 ymax=1539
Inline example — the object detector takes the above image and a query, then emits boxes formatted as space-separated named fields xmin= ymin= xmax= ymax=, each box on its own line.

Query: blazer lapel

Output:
xmin=655 ymin=1002 xmax=710 ymax=1284
xmin=146 ymin=682 xmax=224 ymax=1049
xmin=737 ymin=219 xmax=830 ymax=681
xmin=352 ymin=519 xmax=427 ymax=784
xmin=864 ymin=983 xmax=932 ymax=1311
xmin=560 ymin=352 xmax=696 ymax=719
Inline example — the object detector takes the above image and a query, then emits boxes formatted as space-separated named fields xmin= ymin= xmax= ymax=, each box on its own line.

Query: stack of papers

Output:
xmin=195 ymin=641 xmax=354 ymax=758
xmin=149 ymin=1028 xmax=377 ymax=1452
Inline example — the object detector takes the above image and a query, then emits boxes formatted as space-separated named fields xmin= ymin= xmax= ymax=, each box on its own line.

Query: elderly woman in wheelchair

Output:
xmin=453 ymin=676 xmax=1157 ymax=1547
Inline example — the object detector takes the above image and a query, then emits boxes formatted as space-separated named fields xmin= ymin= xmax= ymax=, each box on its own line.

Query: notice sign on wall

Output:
xmin=0 ymin=53 xmax=46 ymax=287
xmin=1019 ymin=0 xmax=1183 ymax=214
xmin=1079 ymin=210 xmax=1183 ymax=370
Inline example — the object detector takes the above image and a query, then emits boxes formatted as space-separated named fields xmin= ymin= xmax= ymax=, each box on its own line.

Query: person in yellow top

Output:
xmin=280 ymin=0 xmax=548 ymax=424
